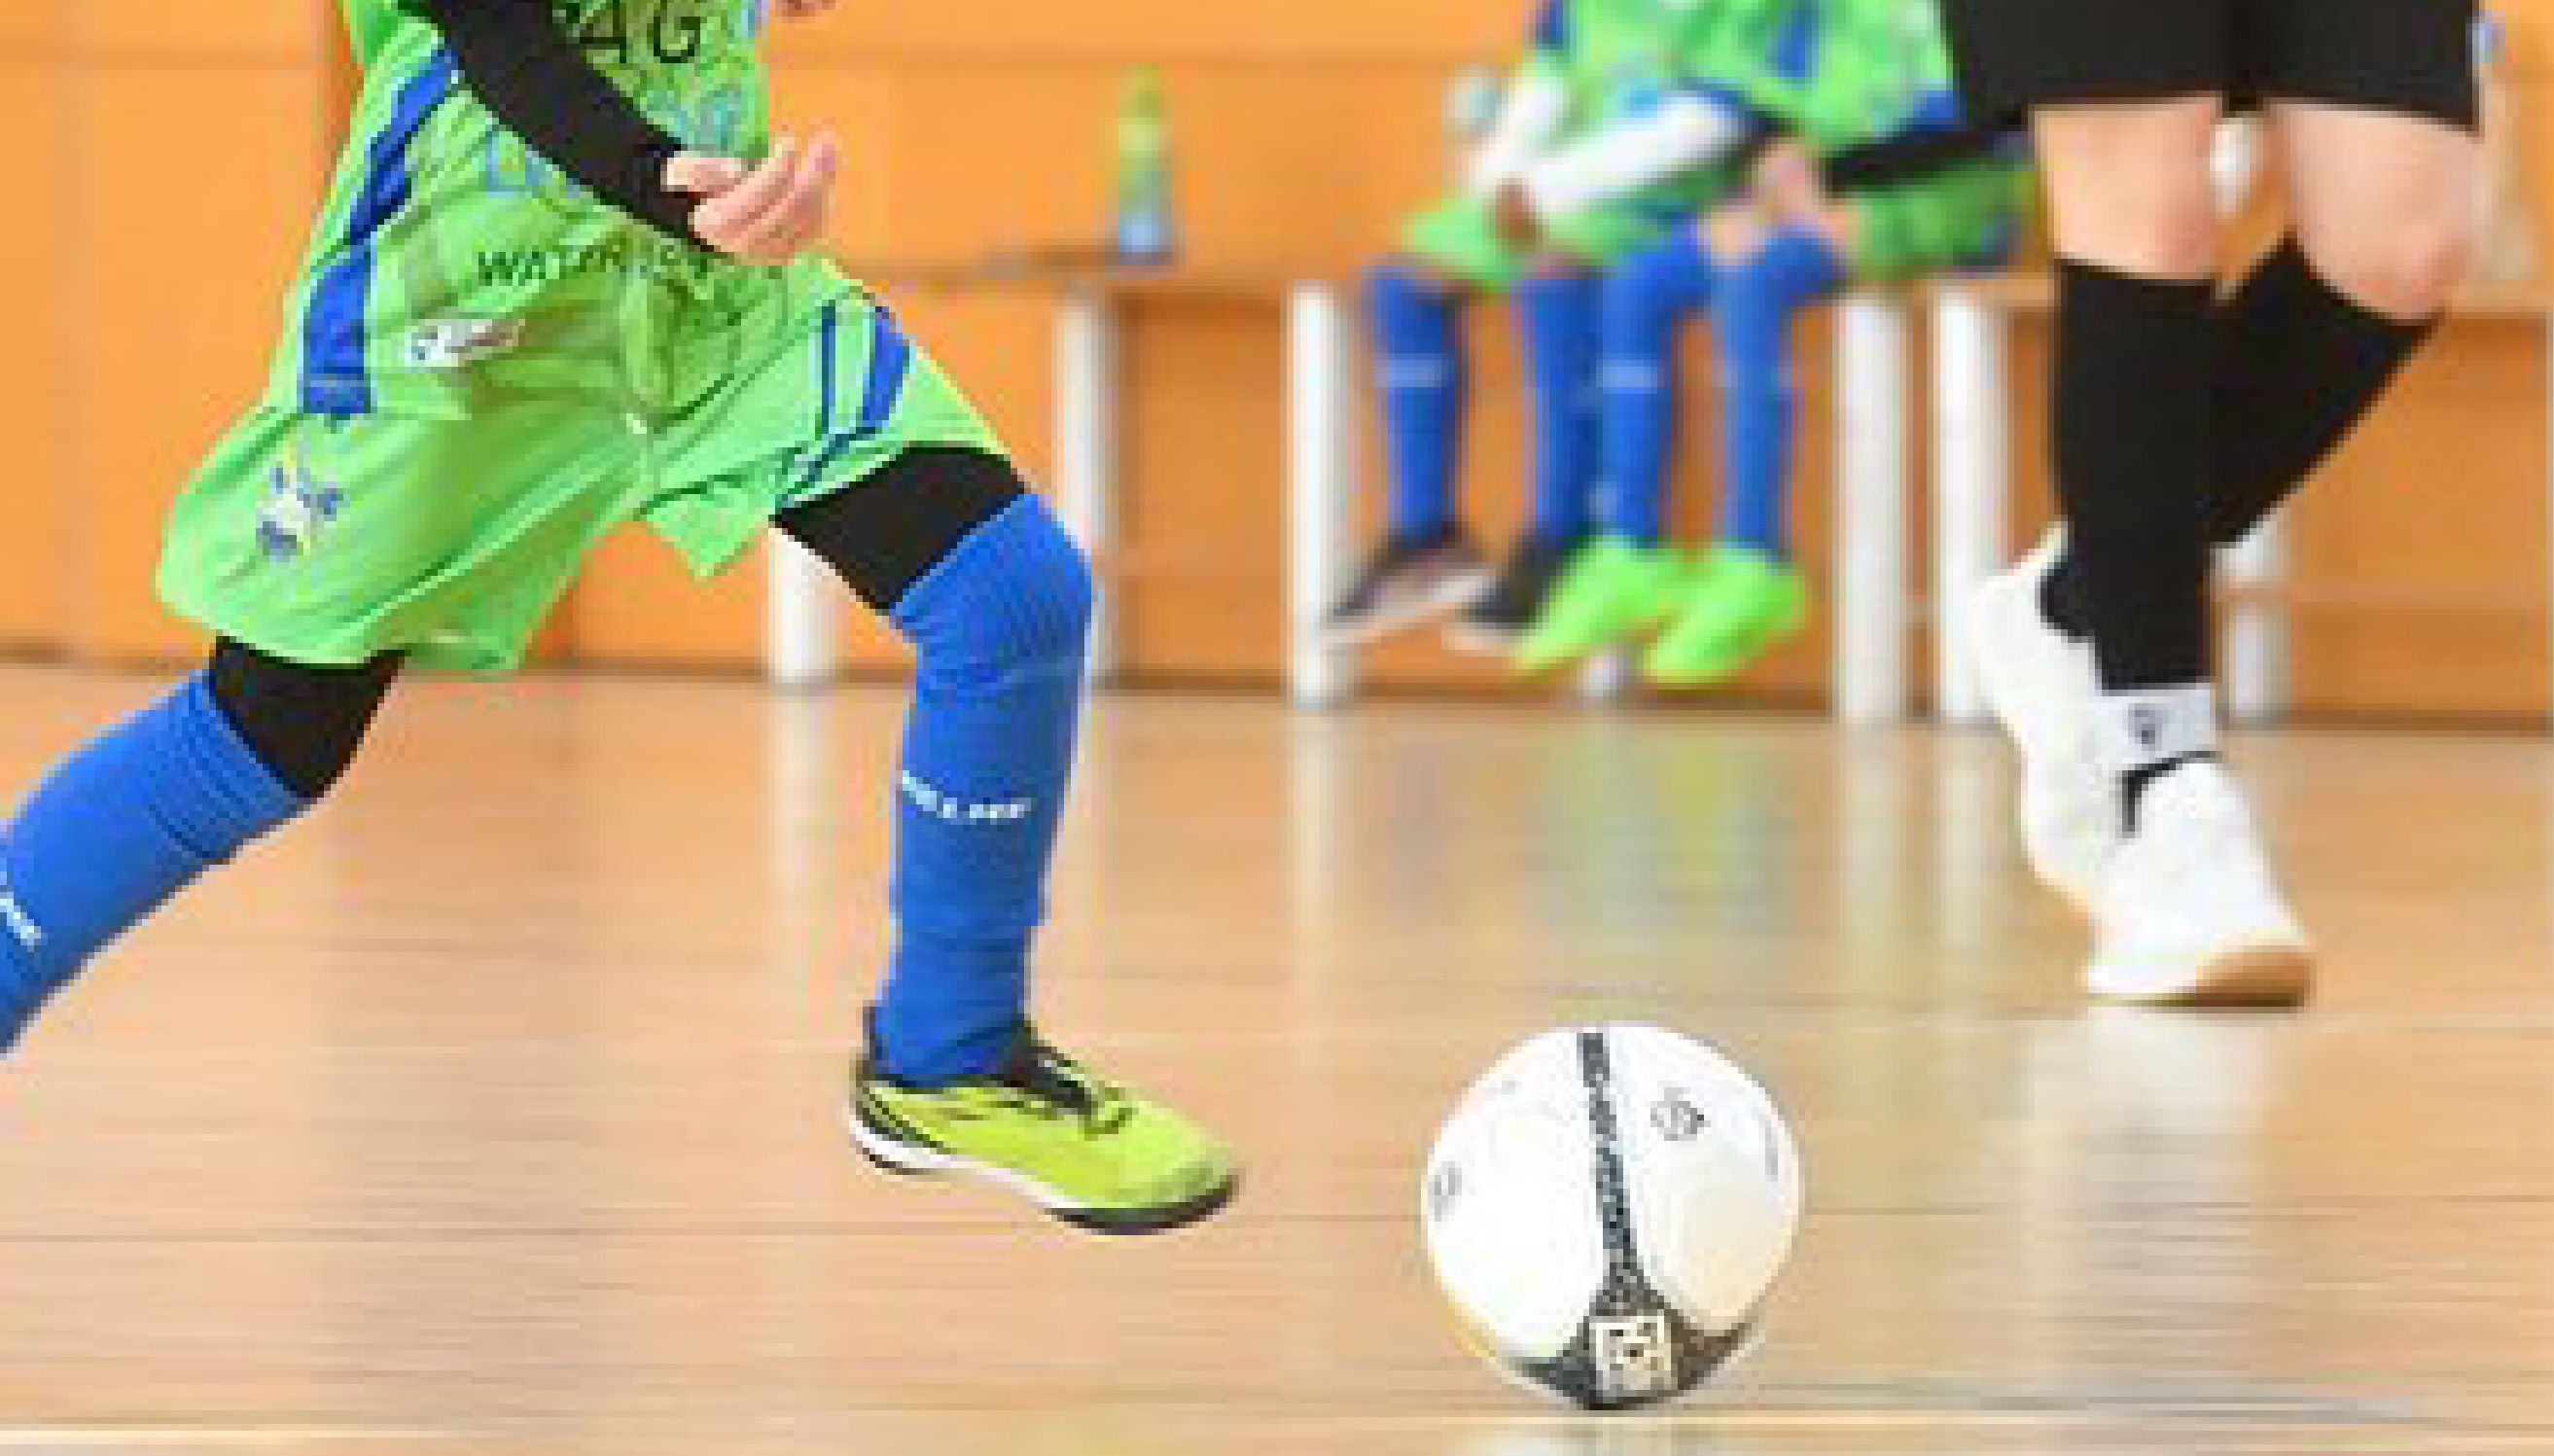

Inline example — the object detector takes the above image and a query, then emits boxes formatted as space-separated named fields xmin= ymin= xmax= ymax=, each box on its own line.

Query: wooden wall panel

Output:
xmin=776 ymin=0 xmax=1509 ymax=64
xmin=83 ymin=1 xmax=317 ymax=55
xmin=2286 ymin=323 xmax=2552 ymax=717
xmin=0 ymin=9 xmax=330 ymax=666
xmin=0 ymin=23 xmax=74 ymax=653
xmin=69 ymin=63 xmax=328 ymax=662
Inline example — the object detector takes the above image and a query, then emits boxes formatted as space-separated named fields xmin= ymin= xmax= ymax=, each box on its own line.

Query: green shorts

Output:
xmin=158 ymin=295 xmax=1003 ymax=673
xmin=1401 ymin=193 xmax=1687 ymax=292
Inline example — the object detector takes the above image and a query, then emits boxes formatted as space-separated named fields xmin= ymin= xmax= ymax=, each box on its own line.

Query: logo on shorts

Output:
xmin=257 ymin=457 xmax=347 ymax=563
xmin=403 ymin=317 xmax=525 ymax=371
xmin=0 ymin=861 xmax=42 ymax=952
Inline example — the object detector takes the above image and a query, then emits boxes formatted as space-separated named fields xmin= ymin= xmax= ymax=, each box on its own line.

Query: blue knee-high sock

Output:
xmin=1516 ymin=270 xmax=1604 ymax=544
xmin=1714 ymin=228 xmax=1847 ymax=558
xmin=1599 ymin=231 xmax=1717 ymax=547
xmin=1367 ymin=262 xmax=1469 ymax=541
xmin=872 ymin=495 xmax=1093 ymax=1085
xmin=0 ymin=674 xmax=306 ymax=1051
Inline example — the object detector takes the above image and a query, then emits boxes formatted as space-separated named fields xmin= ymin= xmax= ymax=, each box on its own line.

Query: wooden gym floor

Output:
xmin=4 ymin=663 xmax=2553 ymax=1454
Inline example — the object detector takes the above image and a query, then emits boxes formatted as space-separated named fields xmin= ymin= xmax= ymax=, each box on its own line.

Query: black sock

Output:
xmin=2041 ymin=239 xmax=2437 ymax=637
xmin=2051 ymin=259 xmax=2217 ymax=691
xmin=2205 ymin=237 xmax=2438 ymax=545
xmin=2040 ymin=549 xmax=2093 ymax=638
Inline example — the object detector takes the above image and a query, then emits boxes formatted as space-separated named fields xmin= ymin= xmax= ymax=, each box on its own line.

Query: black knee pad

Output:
xmin=772 ymin=447 xmax=1029 ymax=614
xmin=207 ymin=639 xmax=402 ymax=799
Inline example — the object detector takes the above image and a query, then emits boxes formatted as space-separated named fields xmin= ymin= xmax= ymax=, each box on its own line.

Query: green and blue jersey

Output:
xmin=273 ymin=0 xmax=849 ymax=420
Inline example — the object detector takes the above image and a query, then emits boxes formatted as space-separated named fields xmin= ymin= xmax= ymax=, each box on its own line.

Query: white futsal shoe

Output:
xmin=2086 ymin=761 xmax=2313 ymax=1009
xmin=1962 ymin=529 xmax=2113 ymax=912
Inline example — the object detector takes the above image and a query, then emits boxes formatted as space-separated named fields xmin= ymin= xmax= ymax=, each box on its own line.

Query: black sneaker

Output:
xmin=1446 ymin=531 xmax=1588 ymax=655
xmin=1320 ymin=526 xmax=1492 ymax=647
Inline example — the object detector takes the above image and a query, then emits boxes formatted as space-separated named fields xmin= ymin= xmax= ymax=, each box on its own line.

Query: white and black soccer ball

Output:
xmin=1420 ymin=1024 xmax=1803 ymax=1411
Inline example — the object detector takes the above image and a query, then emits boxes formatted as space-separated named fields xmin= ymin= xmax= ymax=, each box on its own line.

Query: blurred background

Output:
xmin=1 ymin=1 xmax=2548 ymax=721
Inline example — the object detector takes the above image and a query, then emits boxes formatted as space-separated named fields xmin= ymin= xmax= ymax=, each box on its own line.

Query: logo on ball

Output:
xmin=1652 ymin=1089 xmax=1709 ymax=1142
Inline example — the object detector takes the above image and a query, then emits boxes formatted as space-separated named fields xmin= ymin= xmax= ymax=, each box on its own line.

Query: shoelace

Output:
xmin=1004 ymin=1044 xmax=1136 ymax=1136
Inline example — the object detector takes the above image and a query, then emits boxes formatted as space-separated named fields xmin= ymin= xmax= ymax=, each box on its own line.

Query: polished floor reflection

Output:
xmin=4 ymin=666 xmax=2552 ymax=1453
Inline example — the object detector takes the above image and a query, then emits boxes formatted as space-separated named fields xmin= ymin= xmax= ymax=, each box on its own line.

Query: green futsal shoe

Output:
xmin=1643 ymin=545 xmax=1809 ymax=688
xmin=850 ymin=1023 xmax=1240 ymax=1235
xmin=1512 ymin=537 xmax=1692 ymax=674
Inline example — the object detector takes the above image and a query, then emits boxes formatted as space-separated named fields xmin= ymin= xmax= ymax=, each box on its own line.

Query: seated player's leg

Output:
xmin=1514 ymin=225 xmax=1717 ymax=673
xmin=1516 ymin=258 xmax=1603 ymax=554
xmin=1453 ymin=204 xmax=1674 ymax=655
xmin=0 ymin=639 xmax=398 ymax=1054
xmin=1449 ymin=254 xmax=1604 ymax=656
xmin=1323 ymin=195 xmax=1518 ymax=647
xmin=653 ymin=299 xmax=1234 ymax=1232
xmin=1642 ymin=224 xmax=1838 ymax=688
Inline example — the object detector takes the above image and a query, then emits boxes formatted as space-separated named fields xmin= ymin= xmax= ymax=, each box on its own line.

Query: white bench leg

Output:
xmin=765 ymin=535 xmax=842 ymax=688
xmin=1054 ymin=293 xmax=1118 ymax=685
xmin=2221 ymin=515 xmax=2288 ymax=725
xmin=1832 ymin=292 xmax=1910 ymax=726
xmin=1288 ymin=281 xmax=1361 ymax=710
xmin=1932 ymin=285 xmax=2008 ymax=727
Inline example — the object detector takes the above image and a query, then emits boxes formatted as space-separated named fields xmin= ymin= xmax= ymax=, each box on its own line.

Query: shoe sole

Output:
xmin=845 ymin=1100 xmax=1241 ymax=1236
xmin=1320 ymin=571 xmax=1492 ymax=650
xmin=1514 ymin=608 xmax=1674 ymax=676
xmin=2094 ymin=945 xmax=2315 ymax=1011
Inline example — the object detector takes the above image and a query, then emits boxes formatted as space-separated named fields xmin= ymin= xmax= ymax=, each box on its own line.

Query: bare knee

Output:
xmin=2034 ymin=100 xmax=2226 ymax=279
xmin=2268 ymin=101 xmax=2483 ymax=321
xmin=2303 ymin=212 xmax=2477 ymax=321
xmin=2052 ymin=176 xmax=2221 ymax=279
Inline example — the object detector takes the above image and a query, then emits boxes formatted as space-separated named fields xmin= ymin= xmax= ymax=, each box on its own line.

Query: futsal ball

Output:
xmin=1420 ymin=1024 xmax=1802 ymax=1411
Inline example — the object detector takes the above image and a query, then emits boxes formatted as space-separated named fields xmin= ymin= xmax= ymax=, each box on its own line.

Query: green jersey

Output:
xmin=1524 ymin=0 xmax=1739 ymax=146
xmin=1708 ymin=0 xmax=1959 ymax=148
xmin=271 ymin=0 xmax=850 ymax=422
xmin=1504 ymin=0 xmax=1750 ymax=228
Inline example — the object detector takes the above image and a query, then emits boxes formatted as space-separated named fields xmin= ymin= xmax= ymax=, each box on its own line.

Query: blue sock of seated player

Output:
xmin=1713 ymin=227 xmax=1847 ymax=559
xmin=0 ymin=674 xmax=306 ymax=1052
xmin=871 ymin=495 xmax=1095 ymax=1086
xmin=1516 ymin=269 xmax=1604 ymax=545
xmin=1367 ymin=261 xmax=1469 ymax=543
xmin=1599 ymin=231 xmax=1716 ymax=547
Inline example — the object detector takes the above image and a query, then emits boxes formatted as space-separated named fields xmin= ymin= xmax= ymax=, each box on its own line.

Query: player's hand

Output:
xmin=665 ymin=133 xmax=840 ymax=265
xmin=1702 ymin=202 xmax=1773 ymax=265
xmin=773 ymin=0 xmax=839 ymax=17
xmin=1753 ymin=140 xmax=1824 ymax=219
xmin=1492 ymin=179 xmax=1545 ymax=250
xmin=1752 ymin=139 xmax=1860 ymax=252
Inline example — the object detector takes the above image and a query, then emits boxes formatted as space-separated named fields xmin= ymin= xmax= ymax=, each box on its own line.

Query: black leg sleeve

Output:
xmin=772 ymin=447 xmax=1029 ymax=615
xmin=206 ymin=640 xmax=403 ymax=800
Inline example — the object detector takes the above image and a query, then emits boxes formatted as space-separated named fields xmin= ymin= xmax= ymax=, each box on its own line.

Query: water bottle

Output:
xmin=1114 ymin=67 xmax=1178 ymax=265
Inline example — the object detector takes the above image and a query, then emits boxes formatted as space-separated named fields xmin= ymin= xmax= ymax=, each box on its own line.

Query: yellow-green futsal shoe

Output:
xmin=1512 ymin=536 xmax=1693 ymax=674
xmin=851 ymin=1026 xmax=1240 ymax=1235
xmin=1643 ymin=545 xmax=1809 ymax=688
